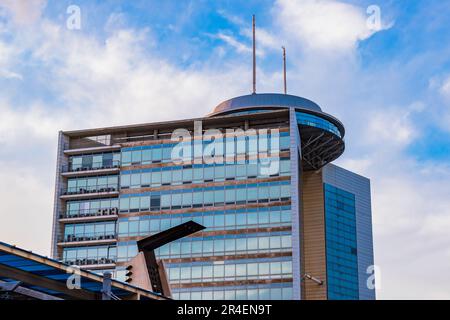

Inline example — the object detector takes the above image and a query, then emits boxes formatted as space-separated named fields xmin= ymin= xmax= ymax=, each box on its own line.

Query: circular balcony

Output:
xmin=208 ymin=93 xmax=345 ymax=170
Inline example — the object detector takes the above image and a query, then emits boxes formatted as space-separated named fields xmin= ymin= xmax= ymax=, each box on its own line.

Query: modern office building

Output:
xmin=51 ymin=93 xmax=375 ymax=300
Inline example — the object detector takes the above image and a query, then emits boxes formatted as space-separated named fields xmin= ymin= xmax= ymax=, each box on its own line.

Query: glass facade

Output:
xmin=118 ymin=206 xmax=291 ymax=236
xmin=167 ymin=257 xmax=292 ymax=284
xmin=118 ymin=181 xmax=290 ymax=213
xmin=65 ymin=198 xmax=119 ymax=217
xmin=63 ymin=221 xmax=116 ymax=241
xmin=67 ymin=152 xmax=120 ymax=172
xmin=120 ymin=159 xmax=290 ymax=189
xmin=117 ymin=232 xmax=291 ymax=261
xmin=59 ymin=128 xmax=294 ymax=300
xmin=296 ymin=112 xmax=341 ymax=137
xmin=218 ymin=108 xmax=343 ymax=137
xmin=117 ymin=130 xmax=293 ymax=299
xmin=120 ymin=132 xmax=290 ymax=167
xmin=324 ymin=184 xmax=359 ymax=300
xmin=172 ymin=283 xmax=292 ymax=300
xmin=63 ymin=245 xmax=116 ymax=265
xmin=65 ymin=175 xmax=119 ymax=194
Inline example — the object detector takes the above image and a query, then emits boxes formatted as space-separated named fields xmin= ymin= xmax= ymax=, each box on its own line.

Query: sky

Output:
xmin=0 ymin=0 xmax=449 ymax=300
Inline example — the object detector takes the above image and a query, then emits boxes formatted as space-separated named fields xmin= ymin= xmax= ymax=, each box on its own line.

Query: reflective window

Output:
xmin=64 ymin=221 xmax=116 ymax=241
xmin=68 ymin=152 xmax=120 ymax=172
xmin=120 ymin=132 xmax=290 ymax=167
xmin=65 ymin=175 xmax=119 ymax=194
xmin=118 ymin=182 xmax=290 ymax=213
xmin=63 ymin=245 xmax=116 ymax=265
xmin=296 ymin=112 xmax=341 ymax=137
xmin=172 ymin=284 xmax=292 ymax=300
xmin=116 ymin=232 xmax=291 ymax=262
xmin=120 ymin=159 xmax=290 ymax=189
xmin=324 ymin=184 xmax=359 ymax=300
xmin=65 ymin=198 xmax=119 ymax=217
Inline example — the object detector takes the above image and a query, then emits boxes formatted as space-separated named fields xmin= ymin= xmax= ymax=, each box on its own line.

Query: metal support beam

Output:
xmin=310 ymin=140 xmax=341 ymax=162
xmin=0 ymin=263 xmax=99 ymax=300
xmin=0 ymin=280 xmax=62 ymax=300
xmin=302 ymin=136 xmax=335 ymax=159
xmin=102 ymin=272 xmax=112 ymax=300
xmin=303 ymin=132 xmax=325 ymax=150
xmin=0 ymin=281 xmax=21 ymax=292
xmin=137 ymin=221 xmax=205 ymax=251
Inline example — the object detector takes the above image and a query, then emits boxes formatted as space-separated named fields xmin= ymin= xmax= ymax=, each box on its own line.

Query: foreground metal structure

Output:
xmin=0 ymin=241 xmax=168 ymax=300
xmin=0 ymin=221 xmax=204 ymax=300
xmin=125 ymin=221 xmax=206 ymax=296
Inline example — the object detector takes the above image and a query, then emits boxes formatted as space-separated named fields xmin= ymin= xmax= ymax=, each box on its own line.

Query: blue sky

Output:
xmin=0 ymin=0 xmax=450 ymax=299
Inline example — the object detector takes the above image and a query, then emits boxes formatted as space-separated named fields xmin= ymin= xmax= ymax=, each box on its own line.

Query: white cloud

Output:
xmin=0 ymin=0 xmax=47 ymax=25
xmin=0 ymin=36 xmax=22 ymax=79
xmin=0 ymin=14 xmax=249 ymax=255
xmin=440 ymin=77 xmax=450 ymax=96
xmin=215 ymin=32 xmax=253 ymax=54
xmin=421 ymin=213 xmax=450 ymax=238
xmin=215 ymin=10 xmax=279 ymax=56
xmin=365 ymin=107 xmax=418 ymax=146
xmin=338 ymin=157 xmax=373 ymax=175
xmin=217 ymin=9 xmax=245 ymax=26
xmin=274 ymin=0 xmax=387 ymax=53
xmin=215 ymin=0 xmax=390 ymax=61
xmin=0 ymin=101 xmax=65 ymax=144
xmin=0 ymin=69 xmax=22 ymax=79
xmin=0 ymin=163 xmax=54 ymax=256
xmin=428 ymin=74 xmax=450 ymax=132
xmin=241 ymin=27 xmax=279 ymax=51
xmin=372 ymin=171 xmax=450 ymax=299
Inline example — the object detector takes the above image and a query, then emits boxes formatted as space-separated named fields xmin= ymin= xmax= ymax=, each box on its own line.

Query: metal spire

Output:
xmin=282 ymin=46 xmax=287 ymax=94
xmin=252 ymin=14 xmax=256 ymax=94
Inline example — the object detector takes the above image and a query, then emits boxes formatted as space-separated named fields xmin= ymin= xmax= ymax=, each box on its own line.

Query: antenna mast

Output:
xmin=282 ymin=46 xmax=287 ymax=94
xmin=252 ymin=14 xmax=256 ymax=94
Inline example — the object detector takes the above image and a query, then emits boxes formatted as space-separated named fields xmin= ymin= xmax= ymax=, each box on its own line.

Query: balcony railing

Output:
xmin=62 ymin=160 xmax=120 ymax=173
xmin=61 ymin=233 xmax=117 ymax=243
xmin=64 ymin=257 xmax=117 ymax=266
xmin=61 ymin=184 xmax=119 ymax=196
xmin=59 ymin=207 xmax=119 ymax=219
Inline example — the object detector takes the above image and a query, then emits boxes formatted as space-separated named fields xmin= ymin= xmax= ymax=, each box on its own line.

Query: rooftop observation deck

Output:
xmin=208 ymin=93 xmax=346 ymax=170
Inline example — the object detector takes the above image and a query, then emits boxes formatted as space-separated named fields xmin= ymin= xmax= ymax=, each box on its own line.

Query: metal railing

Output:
xmin=64 ymin=258 xmax=117 ymax=266
xmin=66 ymin=135 xmax=113 ymax=150
xmin=63 ymin=160 xmax=121 ymax=173
xmin=62 ymin=233 xmax=117 ymax=243
xmin=59 ymin=207 xmax=119 ymax=219
xmin=61 ymin=184 xmax=118 ymax=196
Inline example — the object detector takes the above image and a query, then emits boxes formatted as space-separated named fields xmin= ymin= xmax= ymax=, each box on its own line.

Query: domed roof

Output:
xmin=208 ymin=93 xmax=322 ymax=116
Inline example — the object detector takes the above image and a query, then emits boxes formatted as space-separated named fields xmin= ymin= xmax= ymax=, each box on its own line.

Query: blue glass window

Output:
xmin=296 ymin=112 xmax=341 ymax=137
xmin=324 ymin=184 xmax=359 ymax=300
